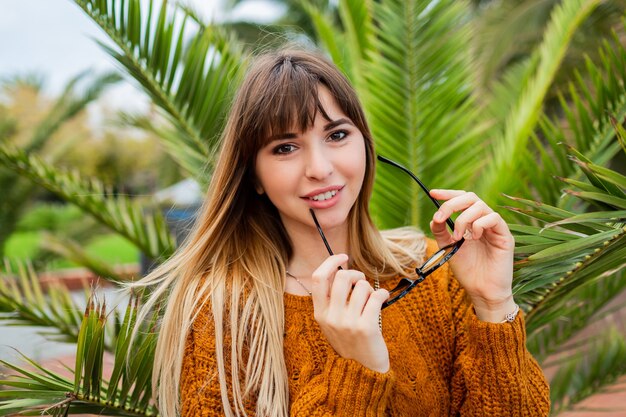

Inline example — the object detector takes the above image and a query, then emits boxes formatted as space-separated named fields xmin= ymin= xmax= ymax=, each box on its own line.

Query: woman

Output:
xmin=134 ymin=48 xmax=550 ymax=416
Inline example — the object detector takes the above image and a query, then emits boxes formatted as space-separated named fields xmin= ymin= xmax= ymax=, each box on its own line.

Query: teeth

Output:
xmin=311 ymin=190 xmax=338 ymax=201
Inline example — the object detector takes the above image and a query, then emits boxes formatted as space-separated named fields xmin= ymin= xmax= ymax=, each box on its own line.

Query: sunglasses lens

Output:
xmin=388 ymin=278 xmax=413 ymax=298
xmin=421 ymin=244 xmax=456 ymax=273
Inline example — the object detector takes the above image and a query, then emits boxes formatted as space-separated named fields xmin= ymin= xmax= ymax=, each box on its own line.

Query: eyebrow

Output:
xmin=268 ymin=118 xmax=354 ymax=141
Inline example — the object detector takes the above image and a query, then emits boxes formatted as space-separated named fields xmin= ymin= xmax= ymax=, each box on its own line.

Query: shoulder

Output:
xmin=380 ymin=226 xmax=428 ymax=265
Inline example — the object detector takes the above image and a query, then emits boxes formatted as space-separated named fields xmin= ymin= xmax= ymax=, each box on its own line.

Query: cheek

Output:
xmin=348 ymin=138 xmax=368 ymax=186
xmin=255 ymin=155 xmax=295 ymax=200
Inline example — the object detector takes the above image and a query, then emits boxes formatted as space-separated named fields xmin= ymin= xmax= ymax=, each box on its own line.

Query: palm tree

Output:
xmin=0 ymin=72 xmax=120 ymax=258
xmin=1 ymin=0 xmax=625 ymax=415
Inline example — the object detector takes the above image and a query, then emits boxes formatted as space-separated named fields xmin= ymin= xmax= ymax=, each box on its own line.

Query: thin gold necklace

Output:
xmin=285 ymin=271 xmax=312 ymax=295
xmin=285 ymin=270 xmax=382 ymax=331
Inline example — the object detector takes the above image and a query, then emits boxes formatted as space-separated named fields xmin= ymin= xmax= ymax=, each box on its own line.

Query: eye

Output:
xmin=272 ymin=143 xmax=297 ymax=155
xmin=328 ymin=130 xmax=348 ymax=142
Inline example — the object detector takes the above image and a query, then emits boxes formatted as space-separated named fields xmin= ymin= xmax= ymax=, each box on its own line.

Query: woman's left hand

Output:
xmin=429 ymin=189 xmax=517 ymax=322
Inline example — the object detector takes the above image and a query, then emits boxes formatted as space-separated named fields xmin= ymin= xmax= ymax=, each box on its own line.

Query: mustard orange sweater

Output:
xmin=181 ymin=240 xmax=550 ymax=416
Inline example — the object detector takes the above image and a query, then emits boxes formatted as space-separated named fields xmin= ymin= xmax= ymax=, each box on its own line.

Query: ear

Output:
xmin=254 ymin=180 xmax=264 ymax=195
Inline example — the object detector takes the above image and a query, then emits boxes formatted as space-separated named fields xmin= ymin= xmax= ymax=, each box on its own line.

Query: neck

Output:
xmin=284 ymin=217 xmax=350 ymax=277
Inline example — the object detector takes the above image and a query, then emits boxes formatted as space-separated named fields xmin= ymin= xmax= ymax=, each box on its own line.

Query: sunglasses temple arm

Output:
xmin=377 ymin=155 xmax=455 ymax=231
xmin=309 ymin=209 xmax=343 ymax=270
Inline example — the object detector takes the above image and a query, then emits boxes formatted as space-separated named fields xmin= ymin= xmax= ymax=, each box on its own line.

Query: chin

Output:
xmin=311 ymin=207 xmax=353 ymax=230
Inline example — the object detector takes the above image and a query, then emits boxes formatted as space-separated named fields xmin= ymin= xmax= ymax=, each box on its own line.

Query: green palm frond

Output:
xmin=336 ymin=0 xmax=373 ymax=87
xmin=300 ymin=1 xmax=351 ymax=76
xmin=0 ymin=292 xmax=158 ymax=417
xmin=478 ymin=0 xmax=602 ymax=205
xmin=117 ymin=112 xmax=208 ymax=179
xmin=40 ymin=232 xmax=127 ymax=284
xmin=307 ymin=0 xmax=488 ymax=229
xmin=527 ymin=269 xmax=626 ymax=362
xmin=368 ymin=0 xmax=488 ymax=229
xmin=511 ymin=123 xmax=626 ymax=335
xmin=548 ymin=328 xmax=626 ymax=415
xmin=0 ymin=145 xmax=176 ymax=261
xmin=472 ymin=0 xmax=557 ymax=95
xmin=25 ymin=72 xmax=121 ymax=153
xmin=524 ymin=26 xmax=626 ymax=209
xmin=0 ymin=73 xmax=120 ymax=257
xmin=0 ymin=259 xmax=84 ymax=345
xmin=72 ymin=0 xmax=247 ymax=181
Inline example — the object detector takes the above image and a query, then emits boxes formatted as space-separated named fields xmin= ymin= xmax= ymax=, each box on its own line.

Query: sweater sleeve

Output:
xmin=447 ymin=273 xmax=551 ymax=416
xmin=289 ymin=355 xmax=395 ymax=416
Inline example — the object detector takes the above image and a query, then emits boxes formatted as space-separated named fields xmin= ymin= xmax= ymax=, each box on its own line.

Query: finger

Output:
xmin=452 ymin=201 xmax=493 ymax=241
xmin=361 ymin=288 xmax=389 ymax=323
xmin=346 ymin=279 xmax=373 ymax=317
xmin=311 ymin=254 xmax=349 ymax=312
xmin=430 ymin=219 xmax=454 ymax=248
xmin=433 ymin=192 xmax=482 ymax=223
xmin=329 ymin=270 xmax=366 ymax=312
xmin=429 ymin=189 xmax=467 ymax=199
xmin=471 ymin=212 xmax=510 ymax=240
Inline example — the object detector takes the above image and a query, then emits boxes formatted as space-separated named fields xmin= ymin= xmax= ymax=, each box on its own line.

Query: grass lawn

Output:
xmin=4 ymin=232 xmax=40 ymax=259
xmin=5 ymin=232 xmax=139 ymax=270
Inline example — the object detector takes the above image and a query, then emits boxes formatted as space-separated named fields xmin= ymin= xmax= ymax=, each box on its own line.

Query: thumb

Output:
xmin=430 ymin=219 xmax=454 ymax=248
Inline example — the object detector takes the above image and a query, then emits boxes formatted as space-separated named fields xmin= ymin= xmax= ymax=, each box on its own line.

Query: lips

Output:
xmin=302 ymin=185 xmax=344 ymax=199
xmin=302 ymin=186 xmax=344 ymax=209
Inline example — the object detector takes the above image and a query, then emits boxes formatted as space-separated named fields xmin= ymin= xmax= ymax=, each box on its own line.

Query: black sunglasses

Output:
xmin=309 ymin=155 xmax=464 ymax=309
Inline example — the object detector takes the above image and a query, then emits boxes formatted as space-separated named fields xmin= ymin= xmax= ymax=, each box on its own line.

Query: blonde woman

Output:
xmin=134 ymin=48 xmax=550 ymax=416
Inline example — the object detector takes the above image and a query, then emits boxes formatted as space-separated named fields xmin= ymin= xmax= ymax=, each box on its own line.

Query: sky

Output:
xmin=0 ymin=0 xmax=284 ymax=113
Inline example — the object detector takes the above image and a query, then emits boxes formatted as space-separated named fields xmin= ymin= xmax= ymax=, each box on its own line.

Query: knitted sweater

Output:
xmin=181 ymin=239 xmax=550 ymax=416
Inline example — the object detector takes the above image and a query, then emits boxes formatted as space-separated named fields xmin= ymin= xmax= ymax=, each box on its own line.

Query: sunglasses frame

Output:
xmin=308 ymin=154 xmax=465 ymax=309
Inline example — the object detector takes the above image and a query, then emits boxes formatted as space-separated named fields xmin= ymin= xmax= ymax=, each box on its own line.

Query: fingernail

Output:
xmin=435 ymin=211 xmax=443 ymax=221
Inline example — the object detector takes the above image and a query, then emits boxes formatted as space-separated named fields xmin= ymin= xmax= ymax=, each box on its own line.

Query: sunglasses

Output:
xmin=309 ymin=155 xmax=464 ymax=309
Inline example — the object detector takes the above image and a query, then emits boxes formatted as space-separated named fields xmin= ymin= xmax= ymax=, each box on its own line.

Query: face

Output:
xmin=254 ymin=85 xmax=367 ymax=235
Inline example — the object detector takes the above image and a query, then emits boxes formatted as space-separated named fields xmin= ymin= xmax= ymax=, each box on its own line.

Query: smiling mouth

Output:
xmin=308 ymin=189 xmax=339 ymax=201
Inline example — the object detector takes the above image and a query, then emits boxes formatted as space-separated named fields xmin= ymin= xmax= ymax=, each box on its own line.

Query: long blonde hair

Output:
xmin=131 ymin=48 xmax=426 ymax=417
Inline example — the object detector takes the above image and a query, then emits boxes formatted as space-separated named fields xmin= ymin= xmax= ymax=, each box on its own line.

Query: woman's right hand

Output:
xmin=310 ymin=254 xmax=390 ymax=373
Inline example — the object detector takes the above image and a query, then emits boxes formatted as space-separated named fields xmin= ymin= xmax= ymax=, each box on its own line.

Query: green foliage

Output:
xmin=0 ymin=146 xmax=176 ymax=262
xmin=16 ymin=204 xmax=84 ymax=233
xmin=73 ymin=0 xmax=247 ymax=182
xmin=0 ymin=259 xmax=84 ymax=345
xmin=0 ymin=72 xmax=119 ymax=257
xmin=1 ymin=0 xmax=626 ymax=415
xmin=549 ymin=329 xmax=626 ymax=413
xmin=0 ymin=292 xmax=158 ymax=417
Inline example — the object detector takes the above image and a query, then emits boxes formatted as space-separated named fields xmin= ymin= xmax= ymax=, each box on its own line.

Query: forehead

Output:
xmin=316 ymin=86 xmax=348 ymax=121
xmin=260 ymin=84 xmax=349 ymax=143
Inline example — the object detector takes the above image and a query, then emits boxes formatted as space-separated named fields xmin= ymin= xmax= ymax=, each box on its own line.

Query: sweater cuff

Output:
xmin=467 ymin=308 xmax=528 ymax=372
xmin=322 ymin=355 xmax=395 ymax=415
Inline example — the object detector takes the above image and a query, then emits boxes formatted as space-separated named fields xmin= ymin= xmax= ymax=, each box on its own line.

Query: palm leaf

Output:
xmin=376 ymin=0 xmax=482 ymax=228
xmin=511 ymin=124 xmax=626 ymax=337
xmin=0 ymin=291 xmax=158 ymax=417
xmin=0 ymin=73 xmax=119 ymax=257
xmin=73 ymin=0 xmax=247 ymax=182
xmin=478 ymin=0 xmax=602 ymax=205
xmin=527 ymin=269 xmax=626 ymax=362
xmin=548 ymin=328 xmax=626 ymax=414
xmin=0 ymin=145 xmax=176 ymax=262
xmin=39 ymin=232 xmax=127 ymax=284
xmin=523 ymin=25 xmax=626 ymax=210
xmin=0 ymin=259 xmax=84 ymax=345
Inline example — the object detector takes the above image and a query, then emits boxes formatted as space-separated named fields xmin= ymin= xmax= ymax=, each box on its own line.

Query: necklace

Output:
xmin=285 ymin=271 xmax=312 ymax=295
xmin=285 ymin=270 xmax=382 ymax=331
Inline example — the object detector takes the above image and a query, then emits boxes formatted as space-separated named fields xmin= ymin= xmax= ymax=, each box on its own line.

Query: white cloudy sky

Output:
xmin=0 ymin=0 xmax=283 ymax=112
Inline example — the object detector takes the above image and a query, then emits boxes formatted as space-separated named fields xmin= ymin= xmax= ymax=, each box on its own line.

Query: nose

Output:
xmin=304 ymin=143 xmax=334 ymax=180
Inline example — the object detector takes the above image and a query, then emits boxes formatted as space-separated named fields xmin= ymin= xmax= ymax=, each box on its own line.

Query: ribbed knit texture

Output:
xmin=181 ymin=239 xmax=550 ymax=416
